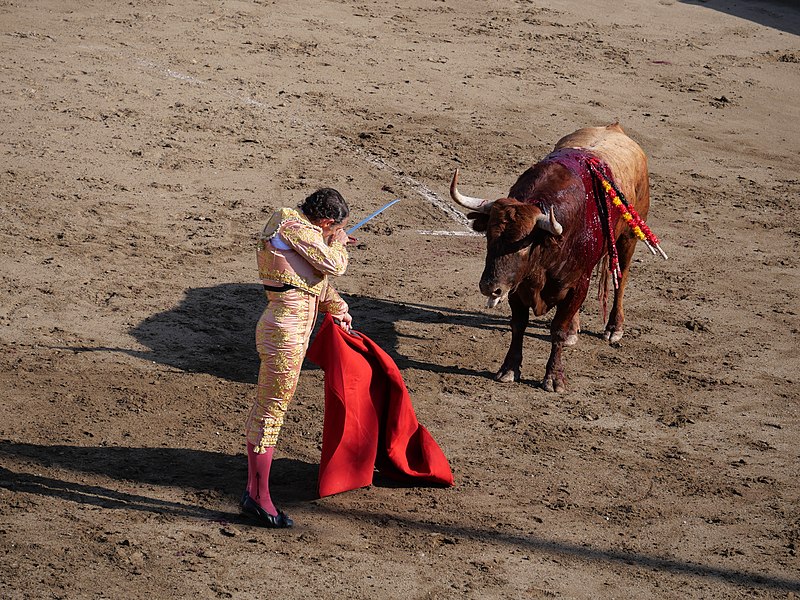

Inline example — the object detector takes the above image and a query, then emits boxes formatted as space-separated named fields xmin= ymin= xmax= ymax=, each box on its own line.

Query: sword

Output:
xmin=346 ymin=199 xmax=401 ymax=235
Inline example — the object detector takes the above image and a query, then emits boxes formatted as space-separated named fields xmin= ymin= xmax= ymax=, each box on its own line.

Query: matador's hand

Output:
xmin=332 ymin=228 xmax=350 ymax=246
xmin=337 ymin=312 xmax=353 ymax=333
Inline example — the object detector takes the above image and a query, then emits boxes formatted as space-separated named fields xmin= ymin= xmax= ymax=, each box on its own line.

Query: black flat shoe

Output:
xmin=239 ymin=491 xmax=294 ymax=528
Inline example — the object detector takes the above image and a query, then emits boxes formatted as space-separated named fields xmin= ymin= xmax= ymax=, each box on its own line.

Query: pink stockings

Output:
xmin=246 ymin=442 xmax=278 ymax=517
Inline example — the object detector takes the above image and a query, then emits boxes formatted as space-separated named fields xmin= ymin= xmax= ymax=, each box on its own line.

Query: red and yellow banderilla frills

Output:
xmin=600 ymin=178 xmax=668 ymax=259
xmin=586 ymin=157 xmax=668 ymax=288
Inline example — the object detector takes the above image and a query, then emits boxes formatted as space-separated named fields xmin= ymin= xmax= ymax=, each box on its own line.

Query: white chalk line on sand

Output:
xmin=133 ymin=57 xmax=474 ymax=234
xmin=416 ymin=230 xmax=480 ymax=237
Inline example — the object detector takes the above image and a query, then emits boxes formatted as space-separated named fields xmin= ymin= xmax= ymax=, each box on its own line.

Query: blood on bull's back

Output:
xmin=554 ymin=123 xmax=650 ymax=223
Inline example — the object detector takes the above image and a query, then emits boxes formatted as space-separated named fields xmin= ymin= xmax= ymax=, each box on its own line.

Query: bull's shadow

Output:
xmin=115 ymin=283 xmax=550 ymax=384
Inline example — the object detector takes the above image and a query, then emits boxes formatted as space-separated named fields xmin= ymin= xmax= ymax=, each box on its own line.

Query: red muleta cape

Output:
xmin=306 ymin=314 xmax=454 ymax=498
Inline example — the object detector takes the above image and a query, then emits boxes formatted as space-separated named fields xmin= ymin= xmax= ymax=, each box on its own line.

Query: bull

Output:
xmin=451 ymin=123 xmax=660 ymax=392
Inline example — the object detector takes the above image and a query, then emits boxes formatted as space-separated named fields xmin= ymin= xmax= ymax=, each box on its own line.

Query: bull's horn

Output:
xmin=536 ymin=206 xmax=563 ymax=236
xmin=450 ymin=169 xmax=492 ymax=212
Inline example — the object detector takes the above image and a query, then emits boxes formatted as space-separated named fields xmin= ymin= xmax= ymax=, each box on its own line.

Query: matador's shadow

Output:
xmin=122 ymin=283 xmax=544 ymax=384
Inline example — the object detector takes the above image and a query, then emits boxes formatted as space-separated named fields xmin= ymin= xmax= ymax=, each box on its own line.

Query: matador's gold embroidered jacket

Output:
xmin=257 ymin=208 xmax=349 ymax=314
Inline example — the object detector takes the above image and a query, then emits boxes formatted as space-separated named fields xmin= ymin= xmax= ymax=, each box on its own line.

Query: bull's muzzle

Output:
xmin=480 ymin=281 xmax=507 ymax=308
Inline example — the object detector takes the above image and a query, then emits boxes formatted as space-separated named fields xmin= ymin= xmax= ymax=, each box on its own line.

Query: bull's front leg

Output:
xmin=543 ymin=287 xmax=586 ymax=392
xmin=495 ymin=292 xmax=529 ymax=383
xmin=565 ymin=312 xmax=580 ymax=347
xmin=543 ymin=337 xmax=566 ymax=393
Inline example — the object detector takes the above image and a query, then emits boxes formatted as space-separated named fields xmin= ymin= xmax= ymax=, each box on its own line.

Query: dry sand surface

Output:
xmin=1 ymin=0 xmax=799 ymax=598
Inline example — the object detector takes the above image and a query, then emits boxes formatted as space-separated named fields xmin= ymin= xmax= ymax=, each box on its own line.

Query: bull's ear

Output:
xmin=467 ymin=212 xmax=489 ymax=232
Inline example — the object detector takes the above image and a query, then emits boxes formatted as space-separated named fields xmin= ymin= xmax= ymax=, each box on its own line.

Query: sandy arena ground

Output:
xmin=1 ymin=0 xmax=799 ymax=598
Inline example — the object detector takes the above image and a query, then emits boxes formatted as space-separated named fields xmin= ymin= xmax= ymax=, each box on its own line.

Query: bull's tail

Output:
xmin=596 ymin=256 xmax=610 ymax=323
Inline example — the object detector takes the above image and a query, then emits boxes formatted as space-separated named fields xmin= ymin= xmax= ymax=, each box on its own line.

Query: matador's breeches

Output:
xmin=245 ymin=288 xmax=318 ymax=454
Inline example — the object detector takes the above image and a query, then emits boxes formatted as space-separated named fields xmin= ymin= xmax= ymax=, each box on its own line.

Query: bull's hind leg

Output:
xmin=495 ymin=292 xmax=529 ymax=383
xmin=606 ymin=170 xmax=650 ymax=343
xmin=604 ymin=231 xmax=638 ymax=343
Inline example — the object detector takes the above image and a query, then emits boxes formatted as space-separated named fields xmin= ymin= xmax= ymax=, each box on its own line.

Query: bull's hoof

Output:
xmin=542 ymin=374 xmax=566 ymax=393
xmin=603 ymin=328 xmax=624 ymax=344
xmin=494 ymin=368 xmax=518 ymax=383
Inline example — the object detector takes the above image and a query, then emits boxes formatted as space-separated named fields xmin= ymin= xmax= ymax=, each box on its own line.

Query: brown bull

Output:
xmin=451 ymin=123 xmax=655 ymax=392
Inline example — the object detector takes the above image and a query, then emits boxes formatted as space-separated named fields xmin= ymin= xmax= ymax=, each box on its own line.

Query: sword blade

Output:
xmin=346 ymin=199 xmax=401 ymax=234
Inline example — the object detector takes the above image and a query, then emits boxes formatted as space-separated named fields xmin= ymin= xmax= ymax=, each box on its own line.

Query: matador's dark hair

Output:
xmin=299 ymin=188 xmax=349 ymax=224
